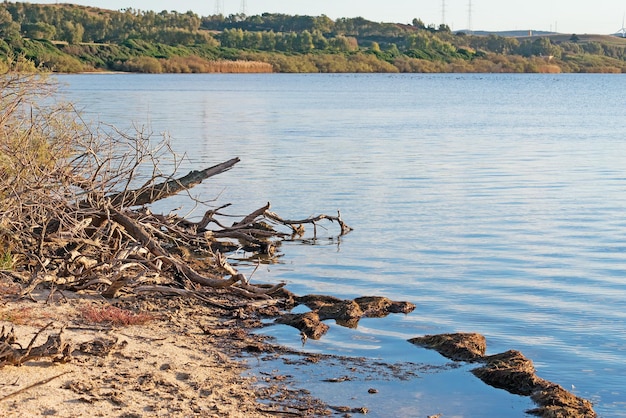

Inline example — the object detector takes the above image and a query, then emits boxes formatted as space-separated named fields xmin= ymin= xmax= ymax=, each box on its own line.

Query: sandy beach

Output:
xmin=0 ymin=284 xmax=326 ymax=418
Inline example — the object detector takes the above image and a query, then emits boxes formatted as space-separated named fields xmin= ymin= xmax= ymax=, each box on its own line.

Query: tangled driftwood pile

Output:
xmin=1 ymin=157 xmax=351 ymax=303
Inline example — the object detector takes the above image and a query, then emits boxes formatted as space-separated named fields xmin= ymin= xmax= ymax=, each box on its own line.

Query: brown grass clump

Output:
xmin=159 ymin=56 xmax=274 ymax=73
xmin=79 ymin=305 xmax=156 ymax=326
xmin=0 ymin=306 xmax=58 ymax=326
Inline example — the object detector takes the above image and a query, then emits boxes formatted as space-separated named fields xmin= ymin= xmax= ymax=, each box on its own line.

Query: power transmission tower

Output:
xmin=441 ymin=0 xmax=446 ymax=26
xmin=618 ymin=14 xmax=626 ymax=37
xmin=214 ymin=0 xmax=224 ymax=15
xmin=240 ymin=0 xmax=247 ymax=15
xmin=467 ymin=0 xmax=473 ymax=33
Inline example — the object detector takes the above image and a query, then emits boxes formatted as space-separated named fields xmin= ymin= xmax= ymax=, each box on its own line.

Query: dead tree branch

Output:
xmin=107 ymin=157 xmax=240 ymax=207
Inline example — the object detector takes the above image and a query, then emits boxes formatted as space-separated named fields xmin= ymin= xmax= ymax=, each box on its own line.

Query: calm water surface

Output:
xmin=58 ymin=73 xmax=626 ymax=417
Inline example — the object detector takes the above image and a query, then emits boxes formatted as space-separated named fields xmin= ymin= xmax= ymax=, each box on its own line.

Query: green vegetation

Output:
xmin=1 ymin=2 xmax=626 ymax=73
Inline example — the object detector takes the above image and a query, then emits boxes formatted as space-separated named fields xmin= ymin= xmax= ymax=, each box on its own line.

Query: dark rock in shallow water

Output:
xmin=408 ymin=332 xmax=486 ymax=361
xmin=407 ymin=334 xmax=597 ymax=417
xmin=471 ymin=350 xmax=539 ymax=395
xmin=528 ymin=383 xmax=596 ymax=418
xmin=317 ymin=300 xmax=363 ymax=322
xmin=354 ymin=296 xmax=416 ymax=316
xmin=274 ymin=312 xmax=329 ymax=340
xmin=275 ymin=295 xmax=416 ymax=338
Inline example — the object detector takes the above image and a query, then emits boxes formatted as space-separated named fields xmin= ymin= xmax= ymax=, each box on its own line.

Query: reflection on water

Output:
xmin=59 ymin=73 xmax=626 ymax=417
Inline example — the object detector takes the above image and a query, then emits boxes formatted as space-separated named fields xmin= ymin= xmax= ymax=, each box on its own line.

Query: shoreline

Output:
xmin=0 ymin=281 xmax=597 ymax=417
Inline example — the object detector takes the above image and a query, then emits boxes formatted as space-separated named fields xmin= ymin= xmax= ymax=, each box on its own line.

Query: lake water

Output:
xmin=57 ymin=73 xmax=626 ymax=417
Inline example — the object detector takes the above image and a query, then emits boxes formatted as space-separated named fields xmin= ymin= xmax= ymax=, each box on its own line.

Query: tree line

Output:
xmin=1 ymin=2 xmax=626 ymax=73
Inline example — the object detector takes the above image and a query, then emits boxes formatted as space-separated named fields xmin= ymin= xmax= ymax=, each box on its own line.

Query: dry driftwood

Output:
xmin=0 ymin=323 xmax=120 ymax=369
xmin=107 ymin=157 xmax=241 ymax=207
xmin=4 ymin=156 xmax=352 ymax=301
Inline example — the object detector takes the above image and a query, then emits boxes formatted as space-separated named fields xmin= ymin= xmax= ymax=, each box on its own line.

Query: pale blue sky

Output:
xmin=37 ymin=1 xmax=626 ymax=35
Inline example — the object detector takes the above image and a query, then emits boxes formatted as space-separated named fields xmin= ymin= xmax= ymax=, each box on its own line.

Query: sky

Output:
xmin=36 ymin=1 xmax=626 ymax=35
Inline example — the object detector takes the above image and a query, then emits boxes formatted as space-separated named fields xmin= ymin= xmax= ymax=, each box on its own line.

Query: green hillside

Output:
xmin=1 ymin=2 xmax=626 ymax=73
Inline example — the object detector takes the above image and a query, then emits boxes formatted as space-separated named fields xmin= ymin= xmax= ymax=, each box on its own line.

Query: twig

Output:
xmin=0 ymin=371 xmax=72 ymax=402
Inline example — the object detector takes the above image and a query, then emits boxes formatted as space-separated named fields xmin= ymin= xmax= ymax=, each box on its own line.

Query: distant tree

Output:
xmin=22 ymin=22 xmax=56 ymax=40
xmin=329 ymin=35 xmax=358 ymax=52
xmin=412 ymin=18 xmax=426 ymax=29
xmin=60 ymin=21 xmax=84 ymax=44
xmin=295 ymin=30 xmax=314 ymax=53
xmin=311 ymin=30 xmax=328 ymax=50
xmin=0 ymin=8 xmax=20 ymax=40
xmin=570 ymin=34 xmax=579 ymax=42
xmin=385 ymin=43 xmax=401 ymax=57
xmin=220 ymin=28 xmax=244 ymax=48
xmin=582 ymin=41 xmax=602 ymax=55
xmin=260 ymin=31 xmax=276 ymax=51
xmin=313 ymin=15 xmax=334 ymax=34
xmin=242 ymin=30 xmax=262 ymax=49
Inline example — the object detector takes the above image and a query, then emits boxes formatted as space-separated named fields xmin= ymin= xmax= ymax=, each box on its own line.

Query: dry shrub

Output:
xmin=201 ymin=59 xmax=273 ymax=73
xmin=0 ymin=306 xmax=34 ymax=324
xmin=537 ymin=64 xmax=562 ymax=73
xmin=0 ymin=306 xmax=56 ymax=326
xmin=79 ymin=305 xmax=155 ymax=326
xmin=160 ymin=55 xmax=273 ymax=73
xmin=393 ymin=56 xmax=446 ymax=73
xmin=1 ymin=67 xmax=181 ymax=268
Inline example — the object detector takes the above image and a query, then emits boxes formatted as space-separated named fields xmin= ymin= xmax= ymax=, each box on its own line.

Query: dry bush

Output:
xmin=0 ymin=306 xmax=57 ymax=326
xmin=0 ymin=66 xmax=185 ymax=282
xmin=159 ymin=55 xmax=273 ymax=73
xmin=79 ymin=304 xmax=155 ymax=326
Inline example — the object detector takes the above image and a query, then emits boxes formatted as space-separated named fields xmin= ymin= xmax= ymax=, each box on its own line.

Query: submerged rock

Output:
xmin=274 ymin=312 xmax=329 ymax=340
xmin=408 ymin=333 xmax=597 ymax=417
xmin=275 ymin=295 xmax=416 ymax=338
xmin=354 ymin=296 xmax=416 ymax=316
xmin=408 ymin=332 xmax=486 ymax=361
xmin=528 ymin=383 xmax=596 ymax=418
xmin=317 ymin=300 xmax=363 ymax=322
xmin=471 ymin=350 xmax=540 ymax=395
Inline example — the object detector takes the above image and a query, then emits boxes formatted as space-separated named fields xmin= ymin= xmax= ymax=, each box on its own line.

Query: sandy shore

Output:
xmin=0 ymin=285 xmax=323 ymax=417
